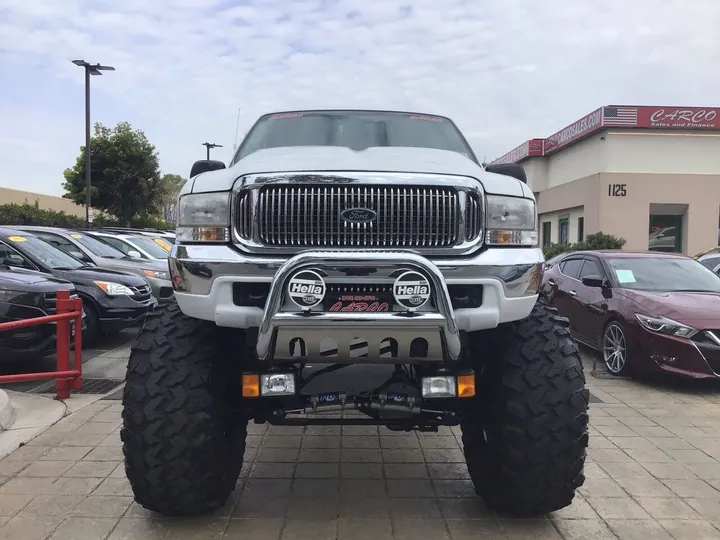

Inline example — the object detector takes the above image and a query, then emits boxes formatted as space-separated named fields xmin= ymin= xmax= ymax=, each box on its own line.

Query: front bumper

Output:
xmin=96 ymin=295 xmax=158 ymax=333
xmin=170 ymin=245 xmax=543 ymax=362
xmin=630 ymin=327 xmax=720 ymax=379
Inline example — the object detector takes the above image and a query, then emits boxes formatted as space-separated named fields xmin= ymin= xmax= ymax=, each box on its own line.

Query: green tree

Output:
xmin=62 ymin=121 xmax=165 ymax=225
xmin=158 ymin=173 xmax=186 ymax=220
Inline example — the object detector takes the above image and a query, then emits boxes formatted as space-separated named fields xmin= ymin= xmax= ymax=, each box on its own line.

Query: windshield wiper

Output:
xmin=673 ymin=289 xmax=714 ymax=293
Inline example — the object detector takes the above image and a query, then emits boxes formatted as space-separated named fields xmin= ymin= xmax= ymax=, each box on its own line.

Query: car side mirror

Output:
xmin=484 ymin=163 xmax=528 ymax=184
xmin=581 ymin=275 xmax=605 ymax=288
xmin=69 ymin=250 xmax=85 ymax=260
xmin=127 ymin=250 xmax=142 ymax=259
xmin=190 ymin=159 xmax=225 ymax=178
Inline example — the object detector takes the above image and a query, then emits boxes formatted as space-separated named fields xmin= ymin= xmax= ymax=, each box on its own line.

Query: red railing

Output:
xmin=0 ymin=290 xmax=83 ymax=400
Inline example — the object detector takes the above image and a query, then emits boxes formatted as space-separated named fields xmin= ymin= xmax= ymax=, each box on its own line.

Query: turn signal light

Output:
xmin=457 ymin=374 xmax=476 ymax=398
xmin=242 ymin=374 xmax=260 ymax=398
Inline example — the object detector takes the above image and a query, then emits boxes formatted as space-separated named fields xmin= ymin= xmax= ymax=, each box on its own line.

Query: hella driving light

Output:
xmin=176 ymin=192 xmax=230 ymax=243
xmin=635 ymin=314 xmax=698 ymax=339
xmin=421 ymin=376 xmax=457 ymax=398
xmin=485 ymin=195 xmax=538 ymax=246
xmin=260 ymin=373 xmax=296 ymax=396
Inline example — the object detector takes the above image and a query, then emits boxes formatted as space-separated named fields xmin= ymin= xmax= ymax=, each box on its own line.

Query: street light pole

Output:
xmin=72 ymin=60 xmax=115 ymax=228
xmin=202 ymin=142 xmax=223 ymax=160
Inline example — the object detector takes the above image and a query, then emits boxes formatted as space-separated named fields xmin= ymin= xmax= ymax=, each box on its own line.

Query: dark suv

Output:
xmin=0 ymin=264 xmax=79 ymax=361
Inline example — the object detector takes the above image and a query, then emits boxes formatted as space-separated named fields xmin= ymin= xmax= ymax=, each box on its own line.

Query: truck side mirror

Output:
xmin=485 ymin=163 xmax=528 ymax=184
xmin=190 ymin=160 xmax=226 ymax=178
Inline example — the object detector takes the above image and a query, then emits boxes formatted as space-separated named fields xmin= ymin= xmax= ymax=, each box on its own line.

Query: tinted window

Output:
xmin=605 ymin=256 xmax=720 ymax=293
xmin=96 ymin=236 xmax=133 ymax=255
xmin=34 ymin=232 xmax=81 ymax=256
xmin=71 ymin=233 xmax=125 ymax=259
xmin=0 ymin=241 xmax=34 ymax=269
xmin=560 ymin=259 xmax=583 ymax=279
xmin=698 ymin=256 xmax=720 ymax=271
xmin=235 ymin=111 xmax=474 ymax=161
xmin=579 ymin=259 xmax=603 ymax=279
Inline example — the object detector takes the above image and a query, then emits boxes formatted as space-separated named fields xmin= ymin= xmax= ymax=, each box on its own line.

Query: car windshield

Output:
xmin=71 ymin=233 xmax=126 ymax=259
xmin=129 ymin=236 xmax=170 ymax=258
xmin=234 ymin=111 xmax=475 ymax=161
xmin=14 ymin=235 xmax=84 ymax=270
xmin=606 ymin=256 xmax=720 ymax=292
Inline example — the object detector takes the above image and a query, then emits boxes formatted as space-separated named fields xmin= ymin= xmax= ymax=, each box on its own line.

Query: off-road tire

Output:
xmin=121 ymin=299 xmax=247 ymax=516
xmin=461 ymin=303 xmax=589 ymax=516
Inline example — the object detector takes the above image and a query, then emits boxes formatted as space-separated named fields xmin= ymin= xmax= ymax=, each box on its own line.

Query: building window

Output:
xmin=649 ymin=214 xmax=683 ymax=253
xmin=542 ymin=222 xmax=552 ymax=246
xmin=559 ymin=217 xmax=569 ymax=244
xmin=577 ymin=217 xmax=584 ymax=242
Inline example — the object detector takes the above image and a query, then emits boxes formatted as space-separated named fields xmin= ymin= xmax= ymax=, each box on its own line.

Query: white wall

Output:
xmin=539 ymin=206 xmax=585 ymax=245
xmin=546 ymin=135 xmax=607 ymax=188
xmin=604 ymin=131 xmax=720 ymax=174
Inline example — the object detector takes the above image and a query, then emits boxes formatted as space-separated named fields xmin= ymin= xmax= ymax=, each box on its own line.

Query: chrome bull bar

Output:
xmin=256 ymin=251 xmax=462 ymax=364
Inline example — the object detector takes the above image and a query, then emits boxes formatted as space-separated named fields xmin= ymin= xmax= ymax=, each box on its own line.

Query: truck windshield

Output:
xmin=234 ymin=111 xmax=475 ymax=162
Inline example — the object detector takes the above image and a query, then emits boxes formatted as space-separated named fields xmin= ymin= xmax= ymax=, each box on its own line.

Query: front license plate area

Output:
xmin=324 ymin=294 xmax=392 ymax=312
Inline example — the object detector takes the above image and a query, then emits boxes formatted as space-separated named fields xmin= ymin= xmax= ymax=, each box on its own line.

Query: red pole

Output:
xmin=73 ymin=296 xmax=83 ymax=390
xmin=55 ymin=290 xmax=71 ymax=400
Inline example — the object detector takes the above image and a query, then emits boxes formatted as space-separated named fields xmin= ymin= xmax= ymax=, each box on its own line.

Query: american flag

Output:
xmin=603 ymin=106 xmax=638 ymax=126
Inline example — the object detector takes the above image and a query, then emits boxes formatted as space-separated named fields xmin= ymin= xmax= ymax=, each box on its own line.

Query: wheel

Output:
xmin=461 ymin=302 xmax=589 ymax=516
xmin=82 ymin=301 xmax=101 ymax=347
xmin=120 ymin=298 xmax=247 ymax=516
xmin=602 ymin=321 xmax=630 ymax=376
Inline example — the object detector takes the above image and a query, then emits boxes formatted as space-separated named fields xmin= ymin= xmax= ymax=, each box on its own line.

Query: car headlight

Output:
xmin=485 ymin=195 xmax=538 ymax=246
xmin=142 ymin=269 xmax=170 ymax=281
xmin=176 ymin=192 xmax=230 ymax=243
xmin=94 ymin=281 xmax=134 ymax=296
xmin=635 ymin=314 xmax=698 ymax=339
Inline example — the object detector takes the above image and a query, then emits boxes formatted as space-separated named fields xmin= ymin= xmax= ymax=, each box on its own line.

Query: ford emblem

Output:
xmin=341 ymin=208 xmax=377 ymax=223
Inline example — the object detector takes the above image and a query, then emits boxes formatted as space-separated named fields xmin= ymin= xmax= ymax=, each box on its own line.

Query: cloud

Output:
xmin=0 ymin=0 xmax=719 ymax=195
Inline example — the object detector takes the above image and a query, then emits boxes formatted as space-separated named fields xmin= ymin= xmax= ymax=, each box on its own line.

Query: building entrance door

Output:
xmin=649 ymin=214 xmax=683 ymax=252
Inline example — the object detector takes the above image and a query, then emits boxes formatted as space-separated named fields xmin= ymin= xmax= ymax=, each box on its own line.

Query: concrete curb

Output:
xmin=0 ymin=391 xmax=66 ymax=460
xmin=0 ymin=390 xmax=16 ymax=431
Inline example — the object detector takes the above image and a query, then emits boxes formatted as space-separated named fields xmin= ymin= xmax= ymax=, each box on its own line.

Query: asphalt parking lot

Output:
xmin=0 ymin=349 xmax=719 ymax=539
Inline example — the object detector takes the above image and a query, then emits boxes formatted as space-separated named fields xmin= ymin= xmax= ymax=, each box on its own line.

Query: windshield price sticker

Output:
xmin=614 ymin=269 xmax=636 ymax=283
xmin=7 ymin=236 xmax=26 ymax=242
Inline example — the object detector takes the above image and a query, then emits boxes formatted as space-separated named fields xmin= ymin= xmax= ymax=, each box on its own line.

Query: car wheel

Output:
xmin=602 ymin=321 xmax=630 ymax=376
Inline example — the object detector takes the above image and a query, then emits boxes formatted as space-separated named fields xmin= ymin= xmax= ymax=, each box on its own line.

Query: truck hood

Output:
xmin=190 ymin=146 xmax=532 ymax=198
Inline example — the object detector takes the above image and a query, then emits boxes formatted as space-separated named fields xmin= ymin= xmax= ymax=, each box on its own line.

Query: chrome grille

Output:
xmin=250 ymin=185 xmax=461 ymax=248
xmin=465 ymin=193 xmax=482 ymax=241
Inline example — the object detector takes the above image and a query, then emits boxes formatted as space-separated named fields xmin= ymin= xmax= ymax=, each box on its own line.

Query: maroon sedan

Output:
xmin=541 ymin=250 xmax=720 ymax=379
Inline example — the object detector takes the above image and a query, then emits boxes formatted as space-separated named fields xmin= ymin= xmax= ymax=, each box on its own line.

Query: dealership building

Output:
xmin=490 ymin=105 xmax=720 ymax=256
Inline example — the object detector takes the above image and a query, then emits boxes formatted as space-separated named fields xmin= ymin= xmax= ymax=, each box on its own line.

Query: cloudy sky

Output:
xmin=1 ymin=0 xmax=718 ymax=196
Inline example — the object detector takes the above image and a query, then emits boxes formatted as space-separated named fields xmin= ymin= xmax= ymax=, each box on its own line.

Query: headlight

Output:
xmin=143 ymin=269 xmax=170 ymax=280
xmin=94 ymin=281 xmax=134 ymax=296
xmin=635 ymin=314 xmax=698 ymax=339
xmin=485 ymin=195 xmax=538 ymax=246
xmin=176 ymin=192 xmax=230 ymax=242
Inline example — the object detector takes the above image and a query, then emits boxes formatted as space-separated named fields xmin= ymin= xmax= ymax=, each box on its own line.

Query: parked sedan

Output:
xmin=12 ymin=226 xmax=174 ymax=304
xmin=541 ymin=250 xmax=720 ymax=379
xmin=0 ymin=264 xmax=80 ymax=361
xmin=0 ymin=228 xmax=157 ymax=344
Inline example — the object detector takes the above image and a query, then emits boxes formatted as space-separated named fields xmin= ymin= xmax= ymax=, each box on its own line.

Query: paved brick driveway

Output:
xmin=0 ymin=354 xmax=719 ymax=539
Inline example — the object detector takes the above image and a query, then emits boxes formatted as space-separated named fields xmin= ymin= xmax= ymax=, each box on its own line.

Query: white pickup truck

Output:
xmin=120 ymin=109 xmax=589 ymax=520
